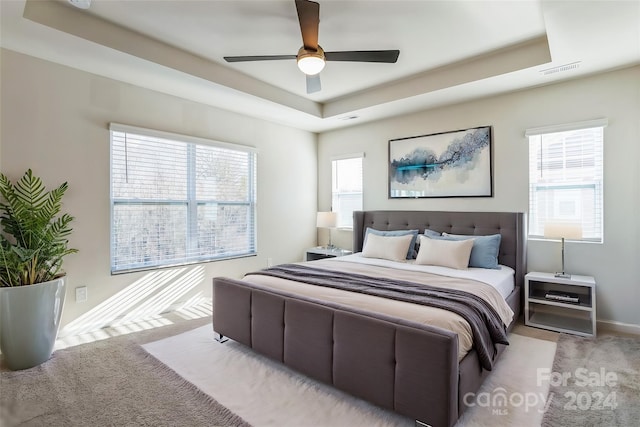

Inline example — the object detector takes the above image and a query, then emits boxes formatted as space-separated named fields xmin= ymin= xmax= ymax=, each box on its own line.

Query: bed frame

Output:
xmin=213 ymin=210 xmax=526 ymax=427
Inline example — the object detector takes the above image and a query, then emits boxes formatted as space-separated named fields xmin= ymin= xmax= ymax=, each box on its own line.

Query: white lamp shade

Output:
xmin=316 ymin=212 xmax=337 ymax=228
xmin=544 ymin=222 xmax=583 ymax=240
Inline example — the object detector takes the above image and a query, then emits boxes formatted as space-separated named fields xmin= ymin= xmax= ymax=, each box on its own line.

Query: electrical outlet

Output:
xmin=75 ymin=286 xmax=88 ymax=303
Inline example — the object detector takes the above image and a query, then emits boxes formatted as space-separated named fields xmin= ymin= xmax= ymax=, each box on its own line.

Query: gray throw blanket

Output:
xmin=246 ymin=264 xmax=508 ymax=371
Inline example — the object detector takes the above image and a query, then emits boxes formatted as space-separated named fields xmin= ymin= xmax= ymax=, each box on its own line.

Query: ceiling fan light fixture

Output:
xmin=297 ymin=46 xmax=325 ymax=75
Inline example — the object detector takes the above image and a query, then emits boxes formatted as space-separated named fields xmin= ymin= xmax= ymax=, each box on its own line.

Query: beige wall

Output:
xmin=0 ymin=49 xmax=318 ymax=334
xmin=319 ymin=66 xmax=640 ymax=327
xmin=2 ymin=47 xmax=638 ymax=331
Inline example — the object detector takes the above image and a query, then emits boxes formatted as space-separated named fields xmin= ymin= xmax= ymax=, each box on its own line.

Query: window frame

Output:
xmin=331 ymin=153 xmax=364 ymax=229
xmin=109 ymin=123 xmax=257 ymax=274
xmin=526 ymin=119 xmax=606 ymax=243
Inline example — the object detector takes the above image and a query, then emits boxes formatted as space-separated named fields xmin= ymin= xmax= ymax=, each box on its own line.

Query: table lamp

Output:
xmin=544 ymin=222 xmax=583 ymax=278
xmin=316 ymin=212 xmax=337 ymax=249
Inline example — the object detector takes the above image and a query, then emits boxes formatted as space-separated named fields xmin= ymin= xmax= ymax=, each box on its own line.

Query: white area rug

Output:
xmin=143 ymin=326 xmax=556 ymax=427
xmin=456 ymin=334 xmax=557 ymax=426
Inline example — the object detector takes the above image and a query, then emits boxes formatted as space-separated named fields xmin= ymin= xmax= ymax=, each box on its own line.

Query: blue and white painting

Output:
xmin=389 ymin=126 xmax=492 ymax=198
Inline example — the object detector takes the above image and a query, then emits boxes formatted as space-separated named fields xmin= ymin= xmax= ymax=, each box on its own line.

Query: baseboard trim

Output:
xmin=597 ymin=319 xmax=640 ymax=336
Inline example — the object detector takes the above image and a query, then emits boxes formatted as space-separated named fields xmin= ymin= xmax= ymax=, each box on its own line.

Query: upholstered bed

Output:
xmin=212 ymin=210 xmax=526 ymax=427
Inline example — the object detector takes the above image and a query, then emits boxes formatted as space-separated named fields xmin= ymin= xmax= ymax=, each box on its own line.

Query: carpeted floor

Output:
xmin=0 ymin=317 xmax=249 ymax=427
xmin=541 ymin=333 xmax=640 ymax=427
xmin=3 ymin=315 xmax=637 ymax=427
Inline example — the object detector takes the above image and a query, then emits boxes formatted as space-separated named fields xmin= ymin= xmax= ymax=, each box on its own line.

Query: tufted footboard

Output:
xmin=213 ymin=276 xmax=463 ymax=427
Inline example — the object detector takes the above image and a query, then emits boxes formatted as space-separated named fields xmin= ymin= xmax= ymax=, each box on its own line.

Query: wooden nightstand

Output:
xmin=306 ymin=247 xmax=352 ymax=261
xmin=525 ymin=271 xmax=596 ymax=337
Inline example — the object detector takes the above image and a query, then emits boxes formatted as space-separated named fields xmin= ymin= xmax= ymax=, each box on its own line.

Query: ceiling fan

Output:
xmin=223 ymin=0 xmax=400 ymax=94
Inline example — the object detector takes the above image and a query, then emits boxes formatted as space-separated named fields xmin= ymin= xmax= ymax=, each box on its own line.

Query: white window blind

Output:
xmin=110 ymin=124 xmax=257 ymax=273
xmin=527 ymin=122 xmax=605 ymax=242
xmin=331 ymin=154 xmax=364 ymax=228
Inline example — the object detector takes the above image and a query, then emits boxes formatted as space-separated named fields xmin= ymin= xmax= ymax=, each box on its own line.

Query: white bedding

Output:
xmin=333 ymin=252 xmax=516 ymax=300
xmin=242 ymin=255 xmax=515 ymax=361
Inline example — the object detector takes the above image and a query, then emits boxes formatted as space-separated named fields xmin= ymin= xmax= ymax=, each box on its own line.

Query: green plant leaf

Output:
xmin=0 ymin=170 xmax=77 ymax=286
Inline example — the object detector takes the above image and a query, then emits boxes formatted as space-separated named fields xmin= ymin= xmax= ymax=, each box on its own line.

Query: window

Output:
xmin=526 ymin=119 xmax=606 ymax=242
xmin=331 ymin=154 xmax=364 ymax=228
xmin=110 ymin=124 xmax=257 ymax=273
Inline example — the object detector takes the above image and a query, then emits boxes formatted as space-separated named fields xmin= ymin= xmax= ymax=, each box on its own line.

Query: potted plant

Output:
xmin=0 ymin=169 xmax=77 ymax=370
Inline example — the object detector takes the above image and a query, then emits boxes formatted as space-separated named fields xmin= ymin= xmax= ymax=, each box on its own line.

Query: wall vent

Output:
xmin=540 ymin=61 xmax=581 ymax=76
xmin=68 ymin=0 xmax=91 ymax=9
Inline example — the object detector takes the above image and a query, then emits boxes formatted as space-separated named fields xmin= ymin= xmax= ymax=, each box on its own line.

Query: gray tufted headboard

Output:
xmin=353 ymin=210 xmax=527 ymax=289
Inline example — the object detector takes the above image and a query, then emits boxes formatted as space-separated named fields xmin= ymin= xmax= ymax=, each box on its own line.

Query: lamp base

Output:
xmin=554 ymin=272 xmax=572 ymax=279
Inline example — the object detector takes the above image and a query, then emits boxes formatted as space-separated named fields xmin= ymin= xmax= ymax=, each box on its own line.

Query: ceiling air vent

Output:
xmin=540 ymin=61 xmax=581 ymax=76
xmin=68 ymin=0 xmax=91 ymax=9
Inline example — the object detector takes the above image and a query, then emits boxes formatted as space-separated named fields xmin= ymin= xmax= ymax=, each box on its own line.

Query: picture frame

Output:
xmin=389 ymin=126 xmax=493 ymax=198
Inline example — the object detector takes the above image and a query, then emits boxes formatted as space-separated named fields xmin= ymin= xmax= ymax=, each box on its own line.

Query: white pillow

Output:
xmin=361 ymin=233 xmax=414 ymax=262
xmin=415 ymin=235 xmax=474 ymax=270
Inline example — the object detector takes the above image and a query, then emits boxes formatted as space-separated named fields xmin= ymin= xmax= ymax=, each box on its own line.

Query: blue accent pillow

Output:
xmin=364 ymin=228 xmax=419 ymax=260
xmin=423 ymin=229 xmax=441 ymax=238
xmin=430 ymin=233 xmax=502 ymax=269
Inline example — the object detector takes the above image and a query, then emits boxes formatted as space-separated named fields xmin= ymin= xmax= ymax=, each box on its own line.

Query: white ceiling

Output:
xmin=1 ymin=0 xmax=639 ymax=133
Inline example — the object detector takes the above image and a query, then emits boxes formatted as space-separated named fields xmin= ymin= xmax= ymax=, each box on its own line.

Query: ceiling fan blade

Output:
xmin=224 ymin=55 xmax=297 ymax=62
xmin=324 ymin=50 xmax=400 ymax=63
xmin=295 ymin=0 xmax=319 ymax=51
xmin=306 ymin=74 xmax=321 ymax=94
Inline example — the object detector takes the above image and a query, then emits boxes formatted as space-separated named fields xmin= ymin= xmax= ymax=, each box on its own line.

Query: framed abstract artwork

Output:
xmin=389 ymin=126 xmax=493 ymax=198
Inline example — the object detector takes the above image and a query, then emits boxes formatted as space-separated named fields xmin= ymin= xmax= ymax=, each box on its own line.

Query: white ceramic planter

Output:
xmin=0 ymin=277 xmax=66 ymax=370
